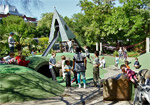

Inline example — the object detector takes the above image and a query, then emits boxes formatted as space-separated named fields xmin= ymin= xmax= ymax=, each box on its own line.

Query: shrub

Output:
xmin=127 ymin=51 xmax=140 ymax=57
xmin=22 ymin=47 xmax=30 ymax=56
xmin=113 ymin=50 xmax=118 ymax=56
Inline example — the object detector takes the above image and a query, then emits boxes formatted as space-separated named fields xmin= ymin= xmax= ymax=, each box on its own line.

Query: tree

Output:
xmin=104 ymin=0 xmax=150 ymax=44
xmin=64 ymin=13 xmax=88 ymax=46
xmin=2 ymin=15 xmax=36 ymax=51
xmin=77 ymin=0 xmax=150 ymax=51
xmin=36 ymin=13 xmax=53 ymax=37
xmin=78 ymin=0 xmax=115 ymax=46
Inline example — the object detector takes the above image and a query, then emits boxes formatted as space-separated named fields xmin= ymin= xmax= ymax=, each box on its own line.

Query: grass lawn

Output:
xmin=0 ymin=64 xmax=64 ymax=103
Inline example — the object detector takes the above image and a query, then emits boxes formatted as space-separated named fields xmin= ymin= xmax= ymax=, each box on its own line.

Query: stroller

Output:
xmin=133 ymin=75 xmax=150 ymax=105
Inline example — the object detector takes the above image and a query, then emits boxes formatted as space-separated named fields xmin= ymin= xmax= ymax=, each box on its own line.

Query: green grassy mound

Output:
xmin=27 ymin=57 xmax=49 ymax=71
xmin=129 ymin=53 xmax=150 ymax=71
xmin=0 ymin=64 xmax=64 ymax=103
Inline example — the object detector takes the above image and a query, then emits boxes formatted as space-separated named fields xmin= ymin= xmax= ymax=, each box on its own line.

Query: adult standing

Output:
xmin=67 ymin=39 xmax=73 ymax=53
xmin=73 ymin=47 xmax=87 ymax=88
xmin=93 ymin=51 xmax=101 ymax=87
xmin=123 ymin=47 xmax=127 ymax=61
xmin=8 ymin=32 xmax=16 ymax=52
xmin=49 ymin=52 xmax=57 ymax=81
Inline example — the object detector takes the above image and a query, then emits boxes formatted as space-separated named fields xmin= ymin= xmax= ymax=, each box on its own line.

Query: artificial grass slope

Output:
xmin=0 ymin=64 xmax=64 ymax=103
xmin=129 ymin=53 xmax=150 ymax=71
xmin=27 ymin=56 xmax=49 ymax=70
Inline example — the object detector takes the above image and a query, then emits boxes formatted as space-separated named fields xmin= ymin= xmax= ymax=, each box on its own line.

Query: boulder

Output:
xmin=103 ymin=74 xmax=132 ymax=101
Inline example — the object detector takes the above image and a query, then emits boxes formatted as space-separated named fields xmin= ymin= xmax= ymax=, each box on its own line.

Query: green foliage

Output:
xmin=64 ymin=0 xmax=150 ymax=52
xmin=113 ymin=50 xmax=118 ymax=56
xmin=1 ymin=0 xmax=150 ymax=55
xmin=37 ymin=37 xmax=49 ymax=52
xmin=37 ymin=13 xmax=53 ymax=29
xmin=22 ymin=46 xmax=31 ymax=56
xmin=1 ymin=15 xmax=36 ymax=51
xmin=36 ymin=13 xmax=53 ymax=37
xmin=64 ymin=13 xmax=88 ymax=46
xmin=127 ymin=51 xmax=140 ymax=57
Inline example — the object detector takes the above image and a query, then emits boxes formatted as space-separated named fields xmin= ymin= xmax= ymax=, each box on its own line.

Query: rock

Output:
xmin=103 ymin=74 xmax=132 ymax=101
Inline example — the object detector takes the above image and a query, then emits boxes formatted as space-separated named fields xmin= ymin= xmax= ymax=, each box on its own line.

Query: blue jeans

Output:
xmin=77 ymin=72 xmax=86 ymax=84
xmin=10 ymin=47 xmax=14 ymax=52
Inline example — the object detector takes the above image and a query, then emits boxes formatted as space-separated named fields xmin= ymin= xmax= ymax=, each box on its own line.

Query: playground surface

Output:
xmin=0 ymin=52 xmax=149 ymax=105
xmin=1 ymin=65 xmax=132 ymax=105
xmin=0 ymin=64 xmax=64 ymax=103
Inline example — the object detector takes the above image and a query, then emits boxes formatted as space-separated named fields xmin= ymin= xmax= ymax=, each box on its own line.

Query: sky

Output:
xmin=11 ymin=0 xmax=81 ymax=20
xmin=10 ymin=0 xmax=121 ymax=21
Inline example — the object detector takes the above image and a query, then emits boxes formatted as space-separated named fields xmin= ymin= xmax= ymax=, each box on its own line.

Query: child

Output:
xmin=93 ymin=51 xmax=101 ymax=87
xmin=49 ymin=52 xmax=57 ymax=81
xmin=118 ymin=47 xmax=123 ymax=59
xmin=15 ymin=51 xmax=22 ymax=64
xmin=0 ymin=57 xmax=5 ymax=64
xmin=7 ymin=53 xmax=16 ymax=64
xmin=120 ymin=64 xmax=138 ymax=84
xmin=84 ymin=46 xmax=91 ymax=62
xmin=115 ymin=54 xmax=119 ymax=68
xmin=100 ymin=57 xmax=106 ymax=68
xmin=73 ymin=47 xmax=87 ymax=88
xmin=3 ymin=52 xmax=14 ymax=63
xmin=31 ymin=49 xmax=36 ymax=57
xmin=61 ymin=55 xmax=66 ymax=81
xmin=125 ymin=60 xmax=130 ymax=69
xmin=64 ymin=60 xmax=72 ymax=87
xmin=134 ymin=57 xmax=141 ymax=69
xmin=18 ymin=55 xmax=30 ymax=67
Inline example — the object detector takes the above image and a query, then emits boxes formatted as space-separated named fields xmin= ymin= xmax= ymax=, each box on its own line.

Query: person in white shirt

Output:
xmin=3 ymin=52 xmax=16 ymax=64
xmin=67 ymin=39 xmax=73 ymax=53
xmin=84 ymin=46 xmax=91 ymax=62
xmin=100 ymin=57 xmax=106 ymax=68
xmin=8 ymin=32 xmax=16 ymax=52
xmin=61 ymin=55 xmax=66 ymax=81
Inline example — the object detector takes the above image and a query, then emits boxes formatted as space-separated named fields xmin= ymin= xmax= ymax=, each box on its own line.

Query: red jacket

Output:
xmin=16 ymin=56 xmax=21 ymax=64
xmin=18 ymin=60 xmax=30 ymax=67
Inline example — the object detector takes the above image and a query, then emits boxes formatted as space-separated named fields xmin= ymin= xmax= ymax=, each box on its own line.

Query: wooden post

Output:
xmin=100 ymin=42 xmax=102 ymax=55
xmin=96 ymin=42 xmax=99 ymax=51
xmin=146 ymin=37 xmax=150 ymax=53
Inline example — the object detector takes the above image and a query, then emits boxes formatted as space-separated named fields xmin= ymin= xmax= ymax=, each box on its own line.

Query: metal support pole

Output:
xmin=96 ymin=42 xmax=99 ymax=51
xmin=146 ymin=37 xmax=150 ymax=53
xmin=100 ymin=42 xmax=102 ymax=55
